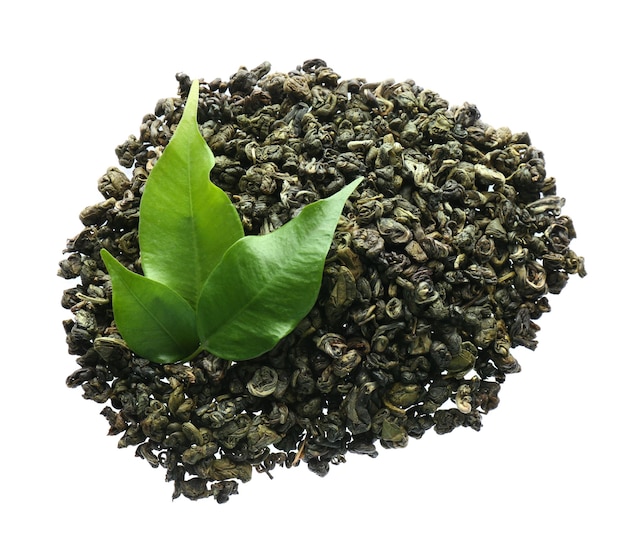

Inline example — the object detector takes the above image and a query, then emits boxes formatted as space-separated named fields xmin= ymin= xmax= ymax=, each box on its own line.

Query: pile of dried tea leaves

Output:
xmin=60 ymin=59 xmax=585 ymax=503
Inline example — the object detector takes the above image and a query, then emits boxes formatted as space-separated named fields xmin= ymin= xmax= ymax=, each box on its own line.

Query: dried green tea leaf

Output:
xmin=139 ymin=79 xmax=244 ymax=305
xmin=197 ymin=178 xmax=363 ymax=360
xmin=101 ymin=249 xmax=200 ymax=363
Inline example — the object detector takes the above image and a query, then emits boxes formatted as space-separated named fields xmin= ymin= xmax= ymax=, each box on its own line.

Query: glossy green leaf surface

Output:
xmin=197 ymin=178 xmax=363 ymax=360
xmin=101 ymin=249 xmax=200 ymax=363
xmin=139 ymin=79 xmax=244 ymax=305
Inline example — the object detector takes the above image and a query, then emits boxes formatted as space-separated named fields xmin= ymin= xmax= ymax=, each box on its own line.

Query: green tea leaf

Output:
xmin=197 ymin=178 xmax=363 ymax=360
xmin=101 ymin=249 xmax=200 ymax=363
xmin=139 ymin=79 xmax=244 ymax=305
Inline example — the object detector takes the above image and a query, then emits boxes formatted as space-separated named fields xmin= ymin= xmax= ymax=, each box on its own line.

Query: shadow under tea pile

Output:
xmin=59 ymin=59 xmax=585 ymax=503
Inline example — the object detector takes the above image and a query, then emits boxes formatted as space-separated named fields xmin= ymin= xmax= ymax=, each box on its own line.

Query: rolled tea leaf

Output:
xmin=101 ymin=249 xmax=200 ymax=363
xmin=139 ymin=79 xmax=244 ymax=305
xmin=197 ymin=178 xmax=363 ymax=360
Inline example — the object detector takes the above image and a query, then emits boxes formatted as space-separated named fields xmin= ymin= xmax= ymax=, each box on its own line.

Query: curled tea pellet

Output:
xmin=60 ymin=59 xmax=585 ymax=503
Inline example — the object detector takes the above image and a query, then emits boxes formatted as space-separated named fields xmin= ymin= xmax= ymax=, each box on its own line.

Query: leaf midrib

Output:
xmin=185 ymin=139 xmax=203 ymax=303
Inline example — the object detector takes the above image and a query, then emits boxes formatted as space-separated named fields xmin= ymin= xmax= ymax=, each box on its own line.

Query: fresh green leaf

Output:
xmin=196 ymin=178 xmax=363 ymax=360
xmin=101 ymin=249 xmax=200 ymax=363
xmin=103 ymin=79 xmax=361 ymax=365
xmin=139 ymin=79 xmax=244 ymax=306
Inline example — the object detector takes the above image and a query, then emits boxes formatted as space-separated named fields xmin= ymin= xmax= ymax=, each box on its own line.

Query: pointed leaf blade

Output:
xmin=197 ymin=178 xmax=363 ymax=360
xmin=139 ymin=79 xmax=244 ymax=305
xmin=101 ymin=249 xmax=200 ymax=363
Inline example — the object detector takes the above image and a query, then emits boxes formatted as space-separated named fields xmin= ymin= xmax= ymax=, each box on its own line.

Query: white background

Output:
xmin=1 ymin=1 xmax=623 ymax=538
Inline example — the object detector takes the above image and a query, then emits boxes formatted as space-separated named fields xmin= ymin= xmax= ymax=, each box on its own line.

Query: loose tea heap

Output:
xmin=60 ymin=59 xmax=585 ymax=503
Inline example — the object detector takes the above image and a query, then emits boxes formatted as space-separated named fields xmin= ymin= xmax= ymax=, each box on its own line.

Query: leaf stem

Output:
xmin=178 ymin=345 xmax=206 ymax=364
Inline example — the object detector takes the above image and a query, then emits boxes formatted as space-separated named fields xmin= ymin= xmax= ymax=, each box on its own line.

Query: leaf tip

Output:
xmin=183 ymin=79 xmax=200 ymax=123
